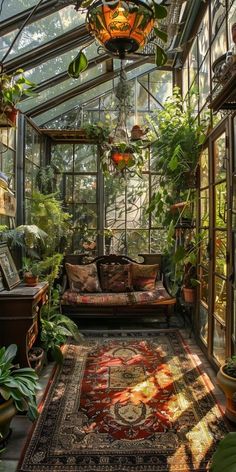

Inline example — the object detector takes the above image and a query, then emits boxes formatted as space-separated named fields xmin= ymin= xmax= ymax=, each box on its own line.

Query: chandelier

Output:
xmin=86 ymin=0 xmax=154 ymax=59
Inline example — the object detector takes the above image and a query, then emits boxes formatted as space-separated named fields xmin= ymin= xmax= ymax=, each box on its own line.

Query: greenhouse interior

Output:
xmin=0 ymin=0 xmax=236 ymax=471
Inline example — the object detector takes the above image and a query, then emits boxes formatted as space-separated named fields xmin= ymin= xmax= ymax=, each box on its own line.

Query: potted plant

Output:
xmin=0 ymin=68 xmax=36 ymax=126
xmin=217 ymin=355 xmax=236 ymax=422
xmin=0 ymin=344 xmax=38 ymax=445
xmin=40 ymin=288 xmax=82 ymax=364
xmin=22 ymin=257 xmax=41 ymax=286
xmin=210 ymin=432 xmax=236 ymax=471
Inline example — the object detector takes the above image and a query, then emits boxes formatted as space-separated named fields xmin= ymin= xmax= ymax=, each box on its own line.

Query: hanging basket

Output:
xmin=111 ymin=148 xmax=133 ymax=167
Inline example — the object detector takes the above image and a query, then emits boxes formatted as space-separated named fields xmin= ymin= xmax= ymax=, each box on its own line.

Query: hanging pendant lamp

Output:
xmin=86 ymin=0 xmax=154 ymax=59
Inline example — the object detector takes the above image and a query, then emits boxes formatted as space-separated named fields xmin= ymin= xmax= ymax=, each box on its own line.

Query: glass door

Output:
xmin=198 ymin=123 xmax=230 ymax=366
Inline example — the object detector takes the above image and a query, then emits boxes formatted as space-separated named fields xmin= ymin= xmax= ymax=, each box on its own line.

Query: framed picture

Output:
xmin=0 ymin=243 xmax=20 ymax=290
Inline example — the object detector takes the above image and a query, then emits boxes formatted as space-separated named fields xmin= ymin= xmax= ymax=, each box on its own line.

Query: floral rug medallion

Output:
xmin=18 ymin=331 xmax=229 ymax=472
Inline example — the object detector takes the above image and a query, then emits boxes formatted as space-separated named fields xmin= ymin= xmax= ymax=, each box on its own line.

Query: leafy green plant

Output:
xmin=0 ymin=344 xmax=38 ymax=421
xmin=223 ymin=356 xmax=236 ymax=378
xmin=0 ymin=224 xmax=47 ymax=259
xmin=22 ymin=257 xmax=42 ymax=278
xmin=0 ymin=69 xmax=36 ymax=111
xmin=30 ymin=192 xmax=72 ymax=255
xmin=40 ymin=288 xmax=81 ymax=364
xmin=210 ymin=432 xmax=236 ymax=472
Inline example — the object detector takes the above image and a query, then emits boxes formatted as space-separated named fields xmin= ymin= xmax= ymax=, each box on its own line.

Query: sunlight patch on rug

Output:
xmin=18 ymin=331 xmax=229 ymax=472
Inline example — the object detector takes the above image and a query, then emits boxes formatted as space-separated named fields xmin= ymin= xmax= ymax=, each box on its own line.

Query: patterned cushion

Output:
xmin=99 ymin=264 xmax=131 ymax=292
xmin=130 ymin=263 xmax=160 ymax=291
xmin=65 ymin=262 xmax=101 ymax=293
xmin=61 ymin=282 xmax=172 ymax=306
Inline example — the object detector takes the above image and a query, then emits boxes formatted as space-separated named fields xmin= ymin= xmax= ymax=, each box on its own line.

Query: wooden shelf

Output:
xmin=210 ymin=65 xmax=236 ymax=111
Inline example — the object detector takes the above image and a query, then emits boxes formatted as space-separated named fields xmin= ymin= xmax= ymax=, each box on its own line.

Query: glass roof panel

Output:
xmin=0 ymin=0 xmax=38 ymax=21
xmin=24 ymin=43 xmax=102 ymax=84
xmin=0 ymin=6 xmax=85 ymax=61
xmin=19 ymin=62 xmax=106 ymax=112
xmin=34 ymin=80 xmax=114 ymax=126
xmin=34 ymin=63 xmax=156 ymax=126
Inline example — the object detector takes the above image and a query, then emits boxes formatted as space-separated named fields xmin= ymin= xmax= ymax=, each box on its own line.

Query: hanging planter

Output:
xmin=111 ymin=147 xmax=134 ymax=168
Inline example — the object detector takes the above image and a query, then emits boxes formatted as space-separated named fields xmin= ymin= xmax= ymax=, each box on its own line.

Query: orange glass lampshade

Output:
xmin=111 ymin=150 xmax=133 ymax=166
xmin=87 ymin=0 xmax=154 ymax=59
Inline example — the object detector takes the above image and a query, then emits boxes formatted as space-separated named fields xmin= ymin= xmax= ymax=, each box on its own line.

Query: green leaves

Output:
xmin=153 ymin=3 xmax=168 ymax=20
xmin=68 ymin=50 xmax=88 ymax=79
xmin=210 ymin=433 xmax=236 ymax=472
xmin=154 ymin=27 xmax=168 ymax=43
xmin=155 ymin=45 xmax=167 ymax=67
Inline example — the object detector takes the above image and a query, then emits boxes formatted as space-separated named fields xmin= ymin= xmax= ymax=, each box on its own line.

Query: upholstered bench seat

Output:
xmin=60 ymin=254 xmax=176 ymax=326
xmin=61 ymin=281 xmax=172 ymax=307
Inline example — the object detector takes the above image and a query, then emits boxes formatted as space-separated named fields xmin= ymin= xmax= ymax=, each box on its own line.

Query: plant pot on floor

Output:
xmin=0 ymin=398 xmax=17 ymax=446
xmin=182 ymin=287 xmax=196 ymax=303
xmin=217 ymin=365 xmax=236 ymax=422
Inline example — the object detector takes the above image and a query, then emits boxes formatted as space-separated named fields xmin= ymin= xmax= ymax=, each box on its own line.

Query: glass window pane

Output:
xmin=74 ymin=176 xmax=97 ymax=204
xmin=215 ymin=230 xmax=227 ymax=276
xmin=232 ymin=176 xmax=236 ymax=229
xmin=214 ymin=133 xmax=226 ymax=181
xmin=199 ymin=303 xmax=208 ymax=345
xmin=200 ymin=188 xmax=210 ymax=226
xmin=213 ymin=317 xmax=226 ymax=364
xmin=1 ymin=7 xmax=85 ymax=60
xmin=127 ymin=230 xmax=149 ymax=258
xmin=148 ymin=70 xmax=173 ymax=105
xmin=214 ymin=275 xmax=227 ymax=323
xmin=74 ymin=203 xmax=97 ymax=229
xmin=64 ymin=175 xmax=73 ymax=203
xmin=211 ymin=19 xmax=227 ymax=65
xmin=0 ymin=128 xmax=15 ymax=149
xmin=215 ymin=182 xmax=227 ymax=227
xmin=25 ymin=122 xmax=41 ymax=166
xmin=34 ymin=80 xmax=114 ymax=126
xmin=51 ymin=145 xmax=73 ymax=172
xmin=199 ymin=53 xmax=210 ymax=109
xmin=200 ymin=148 xmax=209 ymax=188
xmin=1 ymin=0 xmax=38 ymax=20
xmin=228 ymin=3 xmax=236 ymax=45
xmin=150 ymin=230 xmax=168 ymax=253
xmin=20 ymin=63 xmax=106 ymax=113
xmin=189 ymin=38 xmax=198 ymax=85
xmin=200 ymin=230 xmax=209 ymax=266
xmin=74 ymin=145 xmax=97 ymax=172
xmin=211 ymin=0 xmax=226 ymax=42
xmin=182 ymin=58 xmax=189 ymax=99
xmin=0 ymin=148 xmax=15 ymax=190
xmin=198 ymin=9 xmax=209 ymax=65
xmin=25 ymin=43 xmax=101 ymax=84
xmin=200 ymin=267 xmax=209 ymax=306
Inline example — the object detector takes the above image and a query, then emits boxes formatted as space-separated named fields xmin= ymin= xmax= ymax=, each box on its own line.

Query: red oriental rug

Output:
xmin=18 ymin=330 xmax=229 ymax=472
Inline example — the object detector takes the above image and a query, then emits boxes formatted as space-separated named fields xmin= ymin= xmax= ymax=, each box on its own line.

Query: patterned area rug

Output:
xmin=19 ymin=330 xmax=229 ymax=472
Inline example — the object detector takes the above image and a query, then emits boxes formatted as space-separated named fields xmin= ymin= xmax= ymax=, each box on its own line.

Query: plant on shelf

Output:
xmin=22 ymin=257 xmax=42 ymax=286
xmin=0 ymin=344 xmax=38 ymax=444
xmin=0 ymin=68 xmax=36 ymax=125
xmin=216 ymin=355 xmax=236 ymax=423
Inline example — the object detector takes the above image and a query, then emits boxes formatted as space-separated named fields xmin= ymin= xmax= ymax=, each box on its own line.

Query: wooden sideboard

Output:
xmin=0 ymin=282 xmax=48 ymax=367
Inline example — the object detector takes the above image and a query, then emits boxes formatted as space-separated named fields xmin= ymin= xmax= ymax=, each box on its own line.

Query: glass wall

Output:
xmin=0 ymin=127 xmax=16 ymax=227
xmin=24 ymin=121 xmax=42 ymax=223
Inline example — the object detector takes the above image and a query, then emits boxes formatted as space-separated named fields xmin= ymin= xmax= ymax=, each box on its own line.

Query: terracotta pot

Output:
xmin=0 ymin=398 xmax=17 ymax=445
xmin=24 ymin=272 xmax=39 ymax=287
xmin=6 ymin=108 xmax=17 ymax=125
xmin=182 ymin=287 xmax=196 ymax=303
xmin=217 ymin=365 xmax=236 ymax=422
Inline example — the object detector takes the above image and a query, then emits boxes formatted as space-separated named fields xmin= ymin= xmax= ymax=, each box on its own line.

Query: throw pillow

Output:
xmin=130 ymin=263 xmax=160 ymax=291
xmin=99 ymin=264 xmax=131 ymax=292
xmin=65 ymin=262 xmax=101 ymax=293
